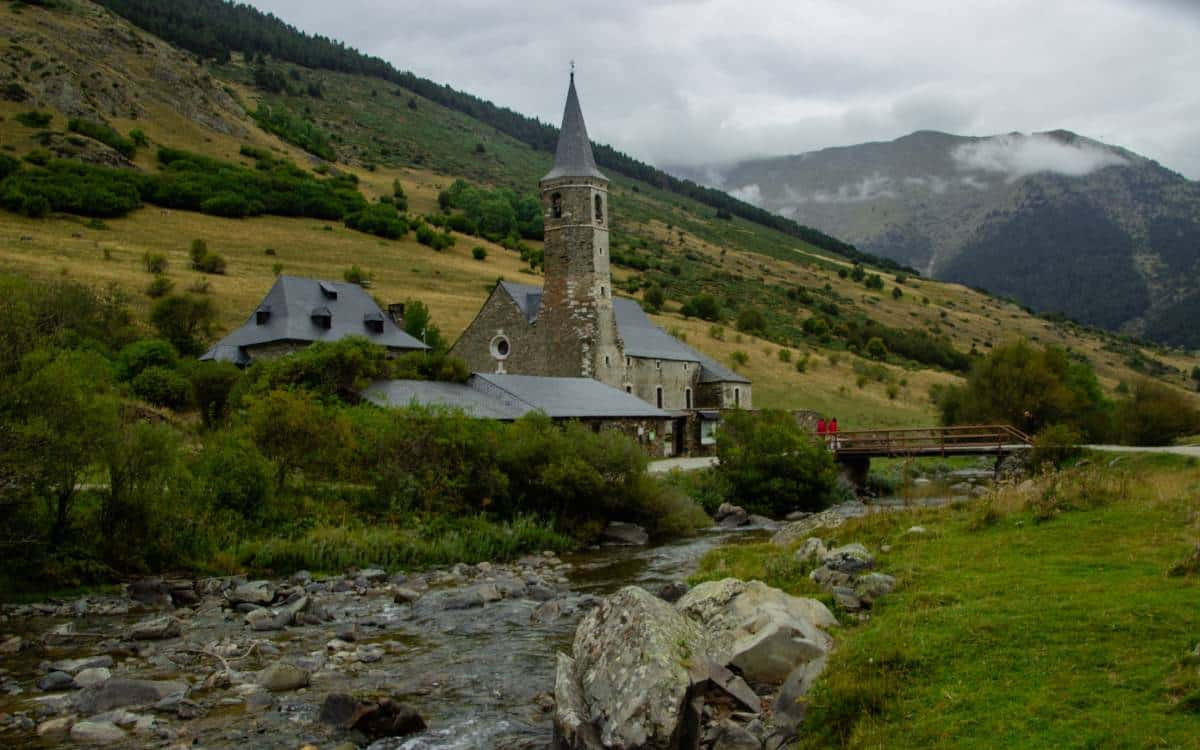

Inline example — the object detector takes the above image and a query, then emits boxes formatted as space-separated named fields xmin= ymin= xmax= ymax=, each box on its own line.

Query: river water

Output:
xmin=0 ymin=526 xmax=768 ymax=750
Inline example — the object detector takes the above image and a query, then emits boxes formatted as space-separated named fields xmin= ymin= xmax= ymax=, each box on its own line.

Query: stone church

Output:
xmin=451 ymin=73 xmax=751 ymax=423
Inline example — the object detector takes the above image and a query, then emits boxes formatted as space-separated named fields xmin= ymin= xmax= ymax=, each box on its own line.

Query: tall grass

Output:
xmin=231 ymin=514 xmax=571 ymax=574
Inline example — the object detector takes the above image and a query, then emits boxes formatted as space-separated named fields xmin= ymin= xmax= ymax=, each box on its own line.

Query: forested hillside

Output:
xmin=1 ymin=0 xmax=1197 ymax=425
xmin=687 ymin=130 xmax=1200 ymax=348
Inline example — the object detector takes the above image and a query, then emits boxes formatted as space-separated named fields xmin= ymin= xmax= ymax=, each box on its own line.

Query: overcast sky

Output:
xmin=246 ymin=0 xmax=1200 ymax=179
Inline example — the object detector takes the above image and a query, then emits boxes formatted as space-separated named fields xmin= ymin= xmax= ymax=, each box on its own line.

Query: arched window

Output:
xmin=685 ymin=388 xmax=693 ymax=409
xmin=734 ymin=387 xmax=741 ymax=407
xmin=656 ymin=386 xmax=664 ymax=409
xmin=594 ymin=194 xmax=604 ymax=223
xmin=625 ymin=384 xmax=633 ymax=394
xmin=551 ymin=193 xmax=563 ymax=219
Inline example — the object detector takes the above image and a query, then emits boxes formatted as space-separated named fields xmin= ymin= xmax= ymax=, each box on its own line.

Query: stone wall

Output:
xmin=537 ymin=175 xmax=622 ymax=380
xmin=449 ymin=287 xmax=543 ymax=375
xmin=579 ymin=416 xmax=677 ymax=458
xmin=617 ymin=356 xmax=699 ymax=411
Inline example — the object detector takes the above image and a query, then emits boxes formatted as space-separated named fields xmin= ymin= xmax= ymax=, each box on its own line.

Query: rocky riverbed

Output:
xmin=0 ymin=524 xmax=781 ymax=750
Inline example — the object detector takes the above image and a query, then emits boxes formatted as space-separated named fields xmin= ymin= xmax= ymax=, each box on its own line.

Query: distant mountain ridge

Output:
xmin=679 ymin=130 xmax=1200 ymax=347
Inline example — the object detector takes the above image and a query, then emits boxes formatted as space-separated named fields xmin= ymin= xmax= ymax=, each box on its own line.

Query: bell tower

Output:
xmin=536 ymin=70 xmax=623 ymax=382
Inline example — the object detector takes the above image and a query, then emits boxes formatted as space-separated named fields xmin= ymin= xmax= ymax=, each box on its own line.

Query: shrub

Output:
xmin=681 ymin=293 xmax=721 ymax=321
xmin=472 ymin=246 xmax=487 ymax=261
xmin=730 ymin=350 xmax=749 ymax=368
xmin=778 ymin=349 xmax=792 ymax=363
xmin=192 ymin=432 xmax=274 ymax=518
xmin=644 ymin=285 xmax=665 ymax=313
xmin=250 ymin=104 xmax=334 ymax=160
xmin=188 ymin=239 xmax=226 ymax=274
xmin=392 ymin=179 xmax=408 ymax=211
xmin=0 ymin=154 xmax=20 ymax=181
xmin=736 ymin=308 xmax=766 ymax=334
xmin=15 ymin=110 xmax=52 ymax=128
xmin=715 ymin=410 xmax=838 ymax=516
xmin=865 ymin=337 xmax=889 ymax=360
xmin=150 ymin=295 xmax=216 ymax=356
xmin=344 ymin=203 xmax=408 ymax=239
xmin=130 ymin=365 xmax=192 ymax=409
xmin=67 ymin=117 xmax=135 ymax=158
xmin=145 ymin=275 xmax=174 ymax=298
xmin=116 ymin=339 xmax=178 ymax=381
xmin=343 ymin=265 xmax=371 ymax=285
xmin=1114 ymin=379 xmax=1200 ymax=446
xmin=141 ymin=252 xmax=168 ymax=274
xmin=1 ymin=159 xmax=144 ymax=217
xmin=190 ymin=360 xmax=242 ymax=428
xmin=1029 ymin=423 xmax=1083 ymax=471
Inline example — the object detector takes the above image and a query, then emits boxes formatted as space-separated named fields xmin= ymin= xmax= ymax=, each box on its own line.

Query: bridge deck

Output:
xmin=829 ymin=424 xmax=1032 ymax=459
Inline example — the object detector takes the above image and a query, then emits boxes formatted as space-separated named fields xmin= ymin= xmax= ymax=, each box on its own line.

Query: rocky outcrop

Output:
xmin=601 ymin=522 xmax=650 ymax=546
xmin=555 ymin=586 xmax=706 ymax=749
xmin=770 ymin=508 xmax=846 ymax=546
xmin=555 ymin=580 xmax=838 ymax=749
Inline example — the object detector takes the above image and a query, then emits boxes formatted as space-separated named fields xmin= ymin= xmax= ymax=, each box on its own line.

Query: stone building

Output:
xmin=450 ymin=73 xmax=752 ymax=424
xmin=201 ymin=275 xmax=427 ymax=365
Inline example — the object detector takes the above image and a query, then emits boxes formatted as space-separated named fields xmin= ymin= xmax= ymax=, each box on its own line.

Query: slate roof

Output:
xmin=201 ymin=276 xmax=428 ymax=363
xmin=361 ymin=380 xmax=527 ymax=420
xmin=496 ymin=281 xmax=751 ymax=384
xmin=474 ymin=373 xmax=669 ymax=418
xmin=363 ymin=374 xmax=670 ymax=420
xmin=542 ymin=73 xmax=607 ymax=182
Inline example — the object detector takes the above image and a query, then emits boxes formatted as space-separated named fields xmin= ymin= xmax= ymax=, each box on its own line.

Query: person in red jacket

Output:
xmin=829 ymin=417 xmax=839 ymax=450
xmin=817 ymin=417 xmax=827 ymax=438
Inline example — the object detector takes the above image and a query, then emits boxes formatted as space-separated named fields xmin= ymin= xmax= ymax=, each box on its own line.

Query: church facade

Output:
xmin=450 ymin=73 xmax=751 ymax=419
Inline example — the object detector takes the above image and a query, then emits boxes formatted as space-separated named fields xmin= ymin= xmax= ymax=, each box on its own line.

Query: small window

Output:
xmin=625 ymin=357 xmax=631 ymax=368
xmin=625 ymin=384 xmax=633 ymax=394
xmin=363 ymin=311 xmax=384 ymax=334
xmin=655 ymin=360 xmax=661 ymax=370
xmin=600 ymin=285 xmax=606 ymax=298
xmin=685 ymin=388 xmax=693 ymax=409
xmin=656 ymin=386 xmax=664 ymax=409
xmin=490 ymin=334 xmax=511 ymax=360
xmin=734 ymin=387 xmax=741 ymax=407
xmin=604 ymin=354 xmax=610 ymax=367
xmin=595 ymin=194 xmax=604 ymax=223
xmin=551 ymin=193 xmax=563 ymax=219
xmin=319 ymin=281 xmax=339 ymax=300
xmin=255 ymin=306 xmax=271 ymax=325
xmin=311 ymin=306 xmax=332 ymax=330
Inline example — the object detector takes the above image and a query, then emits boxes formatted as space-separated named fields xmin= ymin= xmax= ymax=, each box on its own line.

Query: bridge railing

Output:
xmin=828 ymin=424 xmax=1032 ymax=457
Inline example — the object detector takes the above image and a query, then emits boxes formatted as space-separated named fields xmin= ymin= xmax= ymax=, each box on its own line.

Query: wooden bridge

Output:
xmin=829 ymin=424 xmax=1033 ymax=486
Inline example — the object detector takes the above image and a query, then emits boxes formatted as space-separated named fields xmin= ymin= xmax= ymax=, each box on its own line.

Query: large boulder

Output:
xmin=128 ymin=615 xmax=182 ymax=640
xmin=714 ymin=503 xmax=749 ymax=529
xmin=554 ymin=586 xmax=706 ymax=749
xmin=74 ymin=679 xmax=187 ymax=714
xmin=69 ymin=720 xmax=125 ymax=744
xmin=257 ymin=662 xmax=310 ymax=692
xmin=600 ymin=522 xmax=650 ymax=546
xmin=821 ymin=543 xmax=874 ymax=574
xmin=228 ymin=580 xmax=275 ymax=607
xmin=770 ymin=508 xmax=845 ymax=546
xmin=319 ymin=692 xmax=425 ymax=739
xmin=676 ymin=579 xmax=835 ymax=686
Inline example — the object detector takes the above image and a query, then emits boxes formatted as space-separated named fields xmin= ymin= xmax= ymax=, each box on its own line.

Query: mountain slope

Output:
xmin=687 ymin=131 xmax=1200 ymax=347
xmin=1 ymin=0 xmax=1198 ymax=425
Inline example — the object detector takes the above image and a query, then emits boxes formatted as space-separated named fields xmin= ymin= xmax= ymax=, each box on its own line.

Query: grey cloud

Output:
xmin=245 ymin=0 xmax=1200 ymax=179
xmin=952 ymin=134 xmax=1129 ymax=181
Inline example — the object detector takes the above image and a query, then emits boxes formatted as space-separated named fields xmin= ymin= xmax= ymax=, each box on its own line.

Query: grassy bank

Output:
xmin=692 ymin=453 xmax=1200 ymax=748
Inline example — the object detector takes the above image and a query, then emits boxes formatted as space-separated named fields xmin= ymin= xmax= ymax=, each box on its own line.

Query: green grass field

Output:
xmin=693 ymin=454 xmax=1200 ymax=748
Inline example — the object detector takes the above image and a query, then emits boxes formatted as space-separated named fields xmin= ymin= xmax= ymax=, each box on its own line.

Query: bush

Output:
xmin=472 ymin=246 xmax=487 ymax=261
xmin=0 ymin=159 xmax=144 ymax=217
xmin=865 ymin=337 xmax=889 ymax=360
xmin=67 ymin=117 xmax=136 ymax=158
xmin=1029 ymin=424 xmax=1083 ymax=471
xmin=736 ymin=308 xmax=766 ymax=334
xmin=190 ymin=360 xmax=242 ymax=428
xmin=681 ymin=293 xmax=721 ymax=321
xmin=344 ymin=203 xmax=408 ymax=239
xmin=343 ymin=265 xmax=371 ymax=285
xmin=730 ymin=350 xmax=749 ymax=368
xmin=115 ymin=339 xmax=178 ymax=381
xmin=250 ymin=104 xmax=335 ymax=161
xmin=644 ymin=285 xmax=665 ymax=313
xmin=1114 ymin=379 xmax=1200 ymax=446
xmin=145 ymin=275 xmax=174 ymax=298
xmin=715 ymin=410 xmax=838 ymax=516
xmin=15 ymin=110 xmax=52 ymax=128
xmin=192 ymin=432 xmax=274 ymax=518
xmin=130 ymin=365 xmax=193 ymax=409
xmin=150 ymin=295 xmax=216 ymax=356
xmin=188 ymin=239 xmax=227 ymax=274
xmin=141 ymin=252 xmax=168 ymax=274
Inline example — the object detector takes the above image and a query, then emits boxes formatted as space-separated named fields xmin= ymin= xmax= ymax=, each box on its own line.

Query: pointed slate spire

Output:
xmin=543 ymin=70 xmax=607 ymax=182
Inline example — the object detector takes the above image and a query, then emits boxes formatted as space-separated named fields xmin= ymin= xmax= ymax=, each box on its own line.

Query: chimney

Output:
xmin=387 ymin=303 xmax=406 ymax=327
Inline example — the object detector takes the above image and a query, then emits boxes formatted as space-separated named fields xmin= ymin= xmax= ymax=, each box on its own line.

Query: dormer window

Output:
xmin=319 ymin=281 xmax=339 ymax=300
xmin=311 ymin=306 xmax=332 ymax=329
xmin=551 ymin=193 xmax=563 ymax=219
xmin=255 ymin=306 xmax=271 ymax=325
xmin=364 ymin=311 xmax=384 ymax=334
xmin=595 ymin=194 xmax=604 ymax=223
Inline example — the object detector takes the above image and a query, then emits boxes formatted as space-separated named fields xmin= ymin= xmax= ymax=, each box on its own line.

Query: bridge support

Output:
xmin=836 ymin=454 xmax=871 ymax=492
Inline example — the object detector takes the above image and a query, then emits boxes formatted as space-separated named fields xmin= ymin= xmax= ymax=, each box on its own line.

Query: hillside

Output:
xmin=684 ymin=130 xmax=1200 ymax=347
xmin=1 ymin=0 xmax=1198 ymax=429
